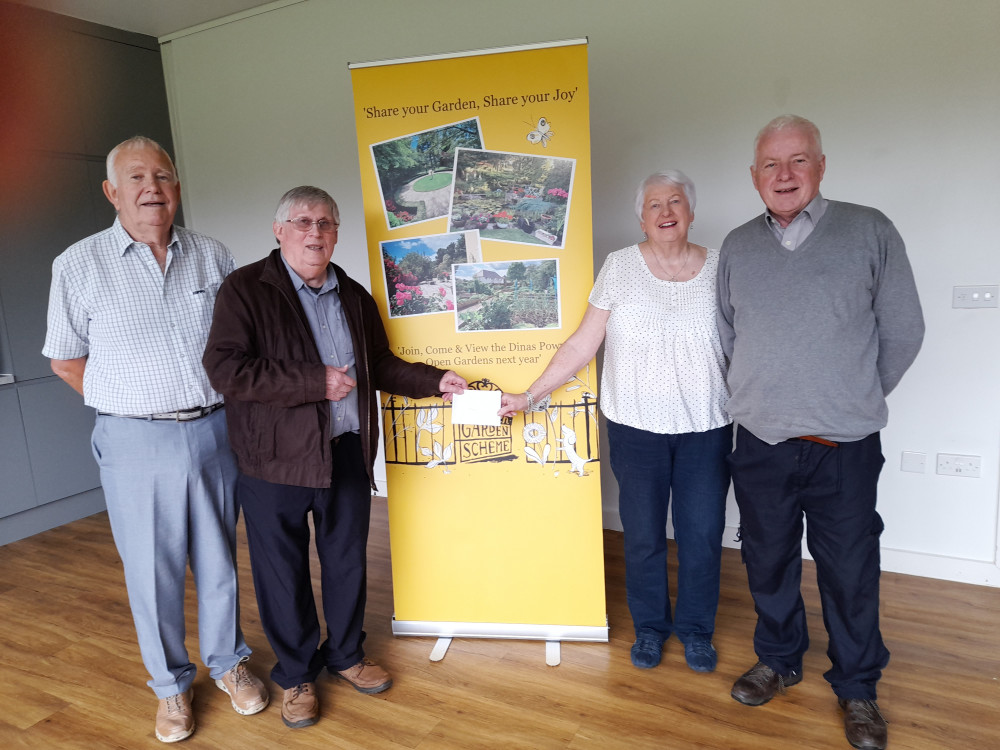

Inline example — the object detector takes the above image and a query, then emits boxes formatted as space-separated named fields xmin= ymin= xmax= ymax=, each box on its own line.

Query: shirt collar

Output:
xmin=280 ymin=253 xmax=339 ymax=294
xmin=111 ymin=217 xmax=181 ymax=257
xmin=764 ymin=192 xmax=827 ymax=231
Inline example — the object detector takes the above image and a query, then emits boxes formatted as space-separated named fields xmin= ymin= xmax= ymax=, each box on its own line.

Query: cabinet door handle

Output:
xmin=0 ymin=374 xmax=14 ymax=385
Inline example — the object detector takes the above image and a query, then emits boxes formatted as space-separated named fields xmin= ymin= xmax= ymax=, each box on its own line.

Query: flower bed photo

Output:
xmin=452 ymin=259 xmax=560 ymax=331
xmin=448 ymin=148 xmax=575 ymax=248
xmin=381 ymin=231 xmax=481 ymax=319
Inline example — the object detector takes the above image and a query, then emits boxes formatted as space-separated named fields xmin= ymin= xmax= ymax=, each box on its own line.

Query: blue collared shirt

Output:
xmin=280 ymin=255 xmax=360 ymax=438
xmin=765 ymin=193 xmax=828 ymax=250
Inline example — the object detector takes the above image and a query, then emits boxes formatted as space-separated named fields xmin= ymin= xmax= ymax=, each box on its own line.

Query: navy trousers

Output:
xmin=237 ymin=433 xmax=371 ymax=689
xmin=728 ymin=426 xmax=890 ymax=700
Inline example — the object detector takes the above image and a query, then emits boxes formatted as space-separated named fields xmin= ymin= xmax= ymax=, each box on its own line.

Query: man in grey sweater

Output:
xmin=718 ymin=115 xmax=924 ymax=750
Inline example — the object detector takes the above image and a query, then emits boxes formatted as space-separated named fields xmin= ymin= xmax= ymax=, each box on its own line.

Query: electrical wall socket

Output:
xmin=936 ymin=453 xmax=981 ymax=478
xmin=952 ymin=285 xmax=999 ymax=308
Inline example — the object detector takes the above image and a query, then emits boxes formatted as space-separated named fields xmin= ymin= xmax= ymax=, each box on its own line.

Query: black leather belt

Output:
xmin=97 ymin=403 xmax=224 ymax=421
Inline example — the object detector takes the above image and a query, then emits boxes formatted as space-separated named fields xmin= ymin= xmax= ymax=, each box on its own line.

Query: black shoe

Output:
xmin=839 ymin=698 xmax=888 ymax=750
xmin=730 ymin=661 xmax=802 ymax=706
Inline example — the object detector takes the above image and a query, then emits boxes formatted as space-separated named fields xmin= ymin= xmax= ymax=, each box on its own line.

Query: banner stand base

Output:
xmin=426 ymin=636 xmax=562 ymax=665
xmin=429 ymin=637 xmax=451 ymax=662
xmin=393 ymin=617 xmax=609 ymax=666
xmin=545 ymin=640 xmax=560 ymax=666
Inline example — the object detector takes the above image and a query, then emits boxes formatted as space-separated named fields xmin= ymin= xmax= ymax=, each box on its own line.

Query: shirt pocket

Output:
xmin=189 ymin=281 xmax=222 ymax=333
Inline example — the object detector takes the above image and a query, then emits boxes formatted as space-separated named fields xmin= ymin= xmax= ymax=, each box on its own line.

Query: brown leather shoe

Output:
xmin=215 ymin=658 xmax=269 ymax=715
xmin=281 ymin=683 xmax=319 ymax=729
xmin=731 ymin=661 xmax=802 ymax=706
xmin=839 ymin=698 xmax=888 ymax=750
xmin=155 ymin=689 xmax=194 ymax=743
xmin=336 ymin=657 xmax=392 ymax=694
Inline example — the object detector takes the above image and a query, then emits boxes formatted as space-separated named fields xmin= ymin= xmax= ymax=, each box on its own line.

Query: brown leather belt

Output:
xmin=795 ymin=435 xmax=839 ymax=447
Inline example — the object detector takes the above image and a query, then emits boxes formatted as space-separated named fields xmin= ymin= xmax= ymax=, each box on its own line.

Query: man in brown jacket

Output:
xmin=203 ymin=186 xmax=466 ymax=729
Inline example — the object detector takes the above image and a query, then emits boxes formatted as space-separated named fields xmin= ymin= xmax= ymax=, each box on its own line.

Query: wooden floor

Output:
xmin=1 ymin=499 xmax=998 ymax=749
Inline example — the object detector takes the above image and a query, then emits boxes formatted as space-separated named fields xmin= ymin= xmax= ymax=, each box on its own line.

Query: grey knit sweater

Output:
xmin=718 ymin=200 xmax=924 ymax=443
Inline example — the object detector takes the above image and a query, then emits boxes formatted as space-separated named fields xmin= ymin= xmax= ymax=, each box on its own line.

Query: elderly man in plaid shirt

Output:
xmin=43 ymin=136 xmax=268 ymax=743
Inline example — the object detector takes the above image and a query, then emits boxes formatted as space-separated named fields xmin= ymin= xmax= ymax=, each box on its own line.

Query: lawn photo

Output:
xmin=448 ymin=148 xmax=575 ymax=248
xmin=370 ymin=118 xmax=483 ymax=230
xmin=452 ymin=259 xmax=560 ymax=332
xmin=382 ymin=231 xmax=482 ymax=319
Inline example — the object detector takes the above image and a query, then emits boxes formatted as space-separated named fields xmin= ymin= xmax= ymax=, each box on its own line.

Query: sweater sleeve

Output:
xmin=202 ymin=270 xmax=328 ymax=407
xmin=872 ymin=219 xmax=924 ymax=395
xmin=716 ymin=240 xmax=736 ymax=361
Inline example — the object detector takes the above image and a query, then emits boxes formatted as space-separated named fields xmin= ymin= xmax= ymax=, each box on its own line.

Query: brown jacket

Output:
xmin=203 ymin=248 xmax=445 ymax=489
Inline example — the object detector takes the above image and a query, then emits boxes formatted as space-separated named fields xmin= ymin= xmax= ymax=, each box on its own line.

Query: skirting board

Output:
xmin=602 ymin=513 xmax=1000 ymax=588
xmin=880 ymin=548 xmax=1000 ymax=588
xmin=0 ymin=488 xmax=106 ymax=547
xmin=392 ymin=618 xmax=609 ymax=642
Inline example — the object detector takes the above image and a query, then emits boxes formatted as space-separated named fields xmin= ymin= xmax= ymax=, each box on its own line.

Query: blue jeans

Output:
xmin=608 ymin=420 xmax=732 ymax=644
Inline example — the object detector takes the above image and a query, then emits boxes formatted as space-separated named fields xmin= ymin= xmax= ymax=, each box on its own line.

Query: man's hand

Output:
xmin=325 ymin=365 xmax=356 ymax=401
xmin=437 ymin=370 xmax=467 ymax=402
xmin=51 ymin=356 xmax=87 ymax=396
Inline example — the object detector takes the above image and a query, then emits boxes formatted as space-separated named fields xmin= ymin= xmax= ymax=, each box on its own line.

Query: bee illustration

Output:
xmin=525 ymin=117 xmax=553 ymax=147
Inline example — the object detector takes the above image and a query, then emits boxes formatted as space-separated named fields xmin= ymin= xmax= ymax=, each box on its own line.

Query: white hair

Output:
xmin=105 ymin=136 xmax=177 ymax=187
xmin=753 ymin=115 xmax=823 ymax=160
xmin=274 ymin=186 xmax=341 ymax=225
xmin=634 ymin=170 xmax=697 ymax=221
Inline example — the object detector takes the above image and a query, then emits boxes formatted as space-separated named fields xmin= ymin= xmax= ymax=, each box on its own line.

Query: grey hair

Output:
xmin=105 ymin=136 xmax=177 ymax=187
xmin=753 ymin=115 xmax=823 ymax=160
xmin=634 ymin=170 xmax=697 ymax=221
xmin=274 ymin=186 xmax=341 ymax=225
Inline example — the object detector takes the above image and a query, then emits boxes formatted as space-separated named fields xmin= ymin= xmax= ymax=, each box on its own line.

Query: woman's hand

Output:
xmin=498 ymin=392 xmax=529 ymax=418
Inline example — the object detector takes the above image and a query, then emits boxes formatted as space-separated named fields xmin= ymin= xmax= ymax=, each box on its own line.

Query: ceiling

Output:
xmin=7 ymin=0 xmax=284 ymax=38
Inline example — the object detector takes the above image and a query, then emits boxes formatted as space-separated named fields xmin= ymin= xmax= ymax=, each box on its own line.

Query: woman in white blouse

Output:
xmin=500 ymin=170 xmax=732 ymax=673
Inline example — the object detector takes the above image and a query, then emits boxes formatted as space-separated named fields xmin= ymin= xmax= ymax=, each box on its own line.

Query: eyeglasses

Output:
xmin=285 ymin=217 xmax=339 ymax=233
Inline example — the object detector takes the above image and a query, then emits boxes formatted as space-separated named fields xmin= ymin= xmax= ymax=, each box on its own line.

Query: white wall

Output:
xmin=161 ymin=0 xmax=1000 ymax=586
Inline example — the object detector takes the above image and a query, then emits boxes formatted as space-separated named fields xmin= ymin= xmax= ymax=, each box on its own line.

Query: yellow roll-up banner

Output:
xmin=350 ymin=40 xmax=606 ymax=641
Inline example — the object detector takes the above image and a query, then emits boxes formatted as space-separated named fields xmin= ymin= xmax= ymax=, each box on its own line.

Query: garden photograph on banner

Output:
xmin=350 ymin=40 xmax=606 ymax=647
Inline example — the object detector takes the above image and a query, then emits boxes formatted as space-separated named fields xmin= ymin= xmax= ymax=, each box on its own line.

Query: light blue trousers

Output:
xmin=92 ymin=410 xmax=250 ymax=698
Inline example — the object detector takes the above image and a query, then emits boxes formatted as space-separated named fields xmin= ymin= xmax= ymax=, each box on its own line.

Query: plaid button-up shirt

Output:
xmin=43 ymin=218 xmax=235 ymax=414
